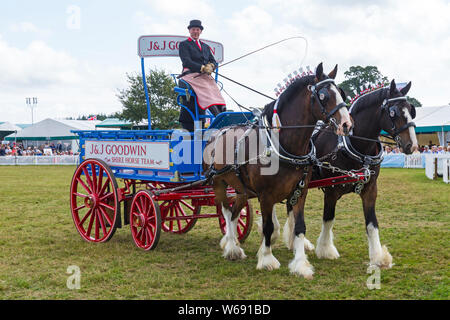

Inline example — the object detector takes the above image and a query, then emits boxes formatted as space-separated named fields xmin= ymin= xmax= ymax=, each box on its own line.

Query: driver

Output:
xmin=178 ymin=19 xmax=226 ymax=131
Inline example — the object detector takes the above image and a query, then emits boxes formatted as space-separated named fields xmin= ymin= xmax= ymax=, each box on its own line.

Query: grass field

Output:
xmin=0 ymin=166 xmax=448 ymax=300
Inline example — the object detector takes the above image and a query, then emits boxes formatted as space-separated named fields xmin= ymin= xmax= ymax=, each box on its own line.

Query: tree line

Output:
xmin=72 ymin=66 xmax=422 ymax=129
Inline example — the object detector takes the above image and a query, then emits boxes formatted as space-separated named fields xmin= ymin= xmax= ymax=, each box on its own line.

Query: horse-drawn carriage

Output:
xmin=70 ymin=35 xmax=258 ymax=250
xmin=69 ymin=35 xmax=417 ymax=278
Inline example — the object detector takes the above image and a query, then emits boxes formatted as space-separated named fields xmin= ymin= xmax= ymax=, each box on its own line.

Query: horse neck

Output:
xmin=278 ymin=91 xmax=315 ymax=155
xmin=350 ymin=94 xmax=386 ymax=153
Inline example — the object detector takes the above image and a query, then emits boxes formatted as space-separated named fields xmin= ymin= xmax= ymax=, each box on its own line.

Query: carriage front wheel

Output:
xmin=130 ymin=190 xmax=161 ymax=251
xmin=218 ymin=200 xmax=253 ymax=243
xmin=70 ymin=159 xmax=120 ymax=243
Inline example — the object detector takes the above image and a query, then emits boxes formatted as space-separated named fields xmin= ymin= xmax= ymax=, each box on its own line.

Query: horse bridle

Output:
xmin=381 ymin=96 xmax=416 ymax=143
xmin=309 ymin=79 xmax=348 ymax=125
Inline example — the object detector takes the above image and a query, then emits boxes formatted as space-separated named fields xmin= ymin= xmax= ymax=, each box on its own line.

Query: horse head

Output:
xmin=380 ymin=80 xmax=418 ymax=154
xmin=308 ymin=63 xmax=353 ymax=136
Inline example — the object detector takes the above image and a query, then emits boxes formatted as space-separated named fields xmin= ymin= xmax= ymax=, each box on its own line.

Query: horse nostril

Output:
xmin=405 ymin=143 xmax=412 ymax=152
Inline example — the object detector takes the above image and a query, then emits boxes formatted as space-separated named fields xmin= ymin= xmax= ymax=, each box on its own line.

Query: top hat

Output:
xmin=187 ymin=20 xmax=204 ymax=30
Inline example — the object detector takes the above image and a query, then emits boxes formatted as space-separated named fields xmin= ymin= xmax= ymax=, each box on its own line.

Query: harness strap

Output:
xmin=340 ymin=135 xmax=384 ymax=166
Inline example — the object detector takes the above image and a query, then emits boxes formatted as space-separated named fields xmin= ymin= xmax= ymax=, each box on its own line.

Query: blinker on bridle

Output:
xmin=309 ymin=79 xmax=347 ymax=123
xmin=381 ymin=96 xmax=416 ymax=141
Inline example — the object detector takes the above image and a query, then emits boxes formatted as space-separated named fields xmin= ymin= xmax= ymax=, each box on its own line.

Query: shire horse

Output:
xmin=283 ymin=79 xmax=418 ymax=270
xmin=203 ymin=63 xmax=353 ymax=278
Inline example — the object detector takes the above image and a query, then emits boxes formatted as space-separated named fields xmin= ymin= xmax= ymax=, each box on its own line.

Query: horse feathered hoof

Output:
xmin=370 ymin=245 xmax=393 ymax=269
xmin=223 ymin=242 xmax=247 ymax=261
xmin=289 ymin=258 xmax=314 ymax=279
xmin=315 ymin=242 xmax=340 ymax=259
xmin=256 ymin=243 xmax=280 ymax=271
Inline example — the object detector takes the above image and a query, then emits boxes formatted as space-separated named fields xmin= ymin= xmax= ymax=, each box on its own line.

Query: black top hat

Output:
xmin=187 ymin=20 xmax=204 ymax=30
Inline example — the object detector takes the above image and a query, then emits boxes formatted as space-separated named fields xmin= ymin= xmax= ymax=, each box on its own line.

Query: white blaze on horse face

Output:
xmin=402 ymin=107 xmax=419 ymax=150
xmin=331 ymin=85 xmax=352 ymax=135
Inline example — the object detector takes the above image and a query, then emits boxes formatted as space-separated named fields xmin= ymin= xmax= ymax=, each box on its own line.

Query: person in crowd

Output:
xmin=383 ymin=145 xmax=392 ymax=155
xmin=422 ymin=145 xmax=431 ymax=154
xmin=178 ymin=19 xmax=226 ymax=132
xmin=431 ymin=145 xmax=439 ymax=154
xmin=0 ymin=145 xmax=5 ymax=156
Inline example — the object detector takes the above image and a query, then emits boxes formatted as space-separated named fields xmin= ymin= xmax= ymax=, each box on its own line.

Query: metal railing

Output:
xmin=0 ymin=155 xmax=79 ymax=166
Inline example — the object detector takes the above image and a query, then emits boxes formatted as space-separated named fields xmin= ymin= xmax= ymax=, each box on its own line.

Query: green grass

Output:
xmin=0 ymin=166 xmax=448 ymax=300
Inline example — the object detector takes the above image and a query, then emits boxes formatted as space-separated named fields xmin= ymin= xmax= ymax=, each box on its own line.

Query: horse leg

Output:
xmin=256 ymin=197 xmax=280 ymax=271
xmin=256 ymin=204 xmax=280 ymax=244
xmin=361 ymin=183 xmax=393 ymax=269
xmin=315 ymin=191 xmax=340 ymax=259
xmin=283 ymin=203 xmax=314 ymax=251
xmin=216 ymin=178 xmax=247 ymax=260
xmin=288 ymin=192 xmax=314 ymax=279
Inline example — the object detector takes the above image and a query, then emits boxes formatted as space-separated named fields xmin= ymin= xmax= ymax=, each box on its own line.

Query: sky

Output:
xmin=1 ymin=0 xmax=449 ymax=124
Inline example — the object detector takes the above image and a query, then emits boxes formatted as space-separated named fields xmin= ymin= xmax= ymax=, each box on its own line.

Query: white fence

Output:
xmin=0 ymin=155 xmax=79 ymax=166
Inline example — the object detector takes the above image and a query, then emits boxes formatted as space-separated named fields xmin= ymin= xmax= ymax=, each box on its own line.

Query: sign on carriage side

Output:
xmin=138 ymin=35 xmax=224 ymax=63
xmin=84 ymin=140 xmax=170 ymax=170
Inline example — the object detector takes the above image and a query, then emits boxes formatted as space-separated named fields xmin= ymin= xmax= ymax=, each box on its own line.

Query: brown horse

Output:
xmin=203 ymin=63 xmax=352 ymax=278
xmin=283 ymin=79 xmax=418 ymax=270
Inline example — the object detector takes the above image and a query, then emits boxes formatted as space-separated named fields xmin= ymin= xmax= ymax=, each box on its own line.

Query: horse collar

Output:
xmin=340 ymin=135 xmax=384 ymax=166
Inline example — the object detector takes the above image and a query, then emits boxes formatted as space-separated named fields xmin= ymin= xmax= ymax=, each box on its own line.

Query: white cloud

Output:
xmin=0 ymin=36 xmax=127 ymax=124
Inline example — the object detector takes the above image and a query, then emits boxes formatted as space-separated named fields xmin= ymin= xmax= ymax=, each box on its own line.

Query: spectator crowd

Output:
xmin=0 ymin=141 xmax=77 ymax=157
xmin=383 ymin=142 xmax=450 ymax=155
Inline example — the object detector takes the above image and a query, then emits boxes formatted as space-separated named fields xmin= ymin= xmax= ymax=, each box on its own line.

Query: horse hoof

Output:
xmin=289 ymin=258 xmax=314 ymax=279
xmin=256 ymin=253 xmax=281 ymax=271
xmin=371 ymin=245 xmax=393 ymax=269
xmin=315 ymin=244 xmax=340 ymax=260
xmin=223 ymin=245 xmax=246 ymax=261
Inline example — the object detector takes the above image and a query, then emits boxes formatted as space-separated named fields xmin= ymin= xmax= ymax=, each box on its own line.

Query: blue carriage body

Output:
xmin=73 ymin=111 xmax=253 ymax=183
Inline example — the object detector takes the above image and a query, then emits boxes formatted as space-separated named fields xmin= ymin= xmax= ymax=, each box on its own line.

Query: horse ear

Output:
xmin=400 ymin=81 xmax=412 ymax=96
xmin=315 ymin=62 xmax=324 ymax=80
xmin=339 ymin=87 xmax=347 ymax=101
xmin=328 ymin=64 xmax=338 ymax=79
xmin=389 ymin=79 xmax=397 ymax=96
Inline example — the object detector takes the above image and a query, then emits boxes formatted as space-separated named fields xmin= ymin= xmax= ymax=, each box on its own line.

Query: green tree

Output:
xmin=406 ymin=96 xmax=422 ymax=107
xmin=117 ymin=69 xmax=180 ymax=129
xmin=339 ymin=65 xmax=422 ymax=107
xmin=339 ymin=65 xmax=388 ymax=99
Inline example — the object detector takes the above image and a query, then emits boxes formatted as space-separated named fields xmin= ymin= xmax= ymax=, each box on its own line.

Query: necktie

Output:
xmin=196 ymin=40 xmax=202 ymax=51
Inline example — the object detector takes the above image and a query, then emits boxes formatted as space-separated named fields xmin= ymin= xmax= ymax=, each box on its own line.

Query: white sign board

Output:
xmin=138 ymin=35 xmax=224 ymax=63
xmin=443 ymin=159 xmax=450 ymax=184
xmin=425 ymin=155 xmax=436 ymax=180
xmin=84 ymin=140 xmax=170 ymax=170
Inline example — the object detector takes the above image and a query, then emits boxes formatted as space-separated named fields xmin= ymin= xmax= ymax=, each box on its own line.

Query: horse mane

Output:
xmin=262 ymin=74 xmax=315 ymax=119
xmin=349 ymin=87 xmax=389 ymax=116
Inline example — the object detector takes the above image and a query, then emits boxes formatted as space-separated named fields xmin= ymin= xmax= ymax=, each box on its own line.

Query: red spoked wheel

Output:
xmin=160 ymin=199 xmax=200 ymax=234
xmin=130 ymin=190 xmax=161 ymax=251
xmin=70 ymin=159 xmax=119 ymax=243
xmin=218 ymin=201 xmax=253 ymax=243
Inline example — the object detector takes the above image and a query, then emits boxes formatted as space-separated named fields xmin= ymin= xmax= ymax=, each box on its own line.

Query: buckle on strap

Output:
xmin=326 ymin=102 xmax=348 ymax=121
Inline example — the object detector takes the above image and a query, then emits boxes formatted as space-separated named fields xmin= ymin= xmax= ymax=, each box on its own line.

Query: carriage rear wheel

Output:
xmin=130 ymin=190 xmax=161 ymax=251
xmin=160 ymin=199 xmax=200 ymax=234
xmin=218 ymin=201 xmax=253 ymax=243
xmin=70 ymin=159 xmax=120 ymax=243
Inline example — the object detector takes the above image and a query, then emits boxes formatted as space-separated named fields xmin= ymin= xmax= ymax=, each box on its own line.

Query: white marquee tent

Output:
xmin=0 ymin=122 xmax=22 ymax=140
xmin=414 ymin=105 xmax=450 ymax=146
xmin=4 ymin=118 xmax=101 ymax=152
